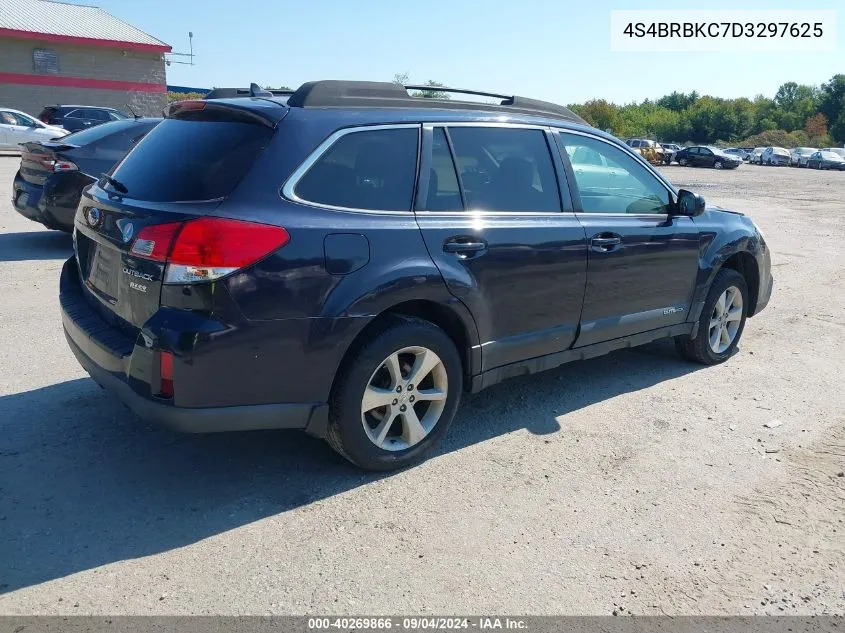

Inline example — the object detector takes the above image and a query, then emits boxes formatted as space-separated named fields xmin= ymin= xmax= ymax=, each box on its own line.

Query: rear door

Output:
xmin=556 ymin=130 xmax=700 ymax=346
xmin=73 ymin=112 xmax=275 ymax=330
xmin=414 ymin=124 xmax=587 ymax=371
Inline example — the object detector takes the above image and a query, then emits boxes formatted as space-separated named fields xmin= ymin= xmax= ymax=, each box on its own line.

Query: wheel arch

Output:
xmin=720 ymin=251 xmax=760 ymax=316
xmin=330 ymin=299 xmax=480 ymax=401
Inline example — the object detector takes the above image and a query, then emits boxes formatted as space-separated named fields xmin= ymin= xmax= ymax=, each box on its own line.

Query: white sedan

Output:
xmin=0 ymin=108 xmax=68 ymax=151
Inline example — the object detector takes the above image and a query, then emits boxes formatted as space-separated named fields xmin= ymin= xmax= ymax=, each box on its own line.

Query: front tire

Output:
xmin=678 ymin=157 xmax=688 ymax=166
xmin=675 ymin=269 xmax=748 ymax=365
xmin=327 ymin=316 xmax=462 ymax=471
xmin=714 ymin=160 xmax=723 ymax=169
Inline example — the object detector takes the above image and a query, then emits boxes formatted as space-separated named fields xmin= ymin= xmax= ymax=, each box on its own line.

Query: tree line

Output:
xmin=568 ymin=74 xmax=845 ymax=148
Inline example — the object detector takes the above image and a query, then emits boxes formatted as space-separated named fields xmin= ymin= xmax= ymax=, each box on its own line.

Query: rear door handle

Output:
xmin=443 ymin=238 xmax=487 ymax=255
xmin=590 ymin=233 xmax=623 ymax=252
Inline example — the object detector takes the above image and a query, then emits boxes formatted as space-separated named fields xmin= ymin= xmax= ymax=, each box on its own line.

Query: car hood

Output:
xmin=705 ymin=204 xmax=745 ymax=217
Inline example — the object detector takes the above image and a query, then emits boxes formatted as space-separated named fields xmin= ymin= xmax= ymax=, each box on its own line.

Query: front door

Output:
xmin=415 ymin=125 xmax=588 ymax=371
xmin=557 ymin=131 xmax=700 ymax=347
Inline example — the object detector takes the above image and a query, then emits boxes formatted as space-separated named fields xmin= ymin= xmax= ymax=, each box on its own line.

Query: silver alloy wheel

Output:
xmin=361 ymin=346 xmax=448 ymax=451
xmin=709 ymin=285 xmax=743 ymax=354
xmin=714 ymin=161 xmax=723 ymax=169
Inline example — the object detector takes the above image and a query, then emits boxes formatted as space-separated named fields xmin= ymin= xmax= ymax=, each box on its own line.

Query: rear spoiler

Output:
xmin=166 ymin=99 xmax=288 ymax=128
xmin=20 ymin=140 xmax=79 ymax=153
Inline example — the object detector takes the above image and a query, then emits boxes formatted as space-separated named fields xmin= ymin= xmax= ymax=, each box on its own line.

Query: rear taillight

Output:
xmin=129 ymin=217 xmax=289 ymax=284
xmin=52 ymin=160 xmax=78 ymax=172
xmin=159 ymin=351 xmax=174 ymax=398
xmin=21 ymin=152 xmax=77 ymax=172
xmin=129 ymin=221 xmax=182 ymax=262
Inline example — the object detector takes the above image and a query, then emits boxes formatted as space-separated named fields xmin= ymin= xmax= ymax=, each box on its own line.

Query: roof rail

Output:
xmin=285 ymin=80 xmax=586 ymax=124
xmin=203 ymin=87 xmax=295 ymax=100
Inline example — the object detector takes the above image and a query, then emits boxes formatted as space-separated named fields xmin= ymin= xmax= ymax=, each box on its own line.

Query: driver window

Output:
xmin=560 ymin=133 xmax=672 ymax=215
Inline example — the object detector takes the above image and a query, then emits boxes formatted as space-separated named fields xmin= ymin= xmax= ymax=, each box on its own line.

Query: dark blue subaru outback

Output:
xmin=60 ymin=81 xmax=773 ymax=470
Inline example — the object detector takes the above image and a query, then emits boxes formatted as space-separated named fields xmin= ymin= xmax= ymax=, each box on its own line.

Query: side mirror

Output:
xmin=676 ymin=189 xmax=706 ymax=216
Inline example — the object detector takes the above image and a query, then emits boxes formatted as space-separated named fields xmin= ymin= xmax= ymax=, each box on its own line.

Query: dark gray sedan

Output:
xmin=806 ymin=150 xmax=845 ymax=170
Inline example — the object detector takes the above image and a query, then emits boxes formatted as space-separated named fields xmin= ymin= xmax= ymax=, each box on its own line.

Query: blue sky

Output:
xmin=87 ymin=0 xmax=842 ymax=104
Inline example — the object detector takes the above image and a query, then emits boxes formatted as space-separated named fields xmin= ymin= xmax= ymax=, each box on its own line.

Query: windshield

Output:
xmin=820 ymin=151 xmax=843 ymax=160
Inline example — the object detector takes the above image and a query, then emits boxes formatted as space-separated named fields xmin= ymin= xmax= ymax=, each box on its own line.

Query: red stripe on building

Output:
xmin=0 ymin=28 xmax=172 ymax=52
xmin=0 ymin=72 xmax=166 ymax=93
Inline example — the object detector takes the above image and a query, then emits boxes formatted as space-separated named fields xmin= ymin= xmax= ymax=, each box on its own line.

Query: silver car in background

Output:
xmin=0 ymin=108 xmax=68 ymax=151
xmin=761 ymin=146 xmax=791 ymax=166
xmin=790 ymin=147 xmax=817 ymax=167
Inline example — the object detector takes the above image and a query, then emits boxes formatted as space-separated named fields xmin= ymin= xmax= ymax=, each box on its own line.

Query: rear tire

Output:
xmin=326 ymin=316 xmax=462 ymax=471
xmin=675 ymin=268 xmax=748 ymax=365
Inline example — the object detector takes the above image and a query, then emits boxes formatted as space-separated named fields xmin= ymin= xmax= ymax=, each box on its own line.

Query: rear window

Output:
xmin=108 ymin=119 xmax=273 ymax=202
xmin=61 ymin=119 xmax=141 ymax=145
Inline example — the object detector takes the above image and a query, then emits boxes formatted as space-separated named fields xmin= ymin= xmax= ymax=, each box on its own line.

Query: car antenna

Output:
xmin=249 ymin=83 xmax=273 ymax=98
xmin=125 ymin=103 xmax=140 ymax=119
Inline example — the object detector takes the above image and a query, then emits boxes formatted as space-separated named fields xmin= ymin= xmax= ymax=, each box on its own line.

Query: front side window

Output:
xmin=560 ymin=133 xmax=672 ymax=215
xmin=445 ymin=126 xmax=561 ymax=212
xmin=294 ymin=127 xmax=419 ymax=211
xmin=64 ymin=110 xmax=86 ymax=120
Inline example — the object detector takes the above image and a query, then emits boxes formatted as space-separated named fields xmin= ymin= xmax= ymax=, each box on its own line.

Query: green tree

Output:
xmin=819 ymin=74 xmax=845 ymax=143
xmin=574 ymin=99 xmax=619 ymax=132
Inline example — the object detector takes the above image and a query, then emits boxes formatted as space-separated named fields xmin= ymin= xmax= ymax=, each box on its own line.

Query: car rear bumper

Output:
xmin=59 ymin=257 xmax=329 ymax=435
xmin=12 ymin=171 xmax=81 ymax=232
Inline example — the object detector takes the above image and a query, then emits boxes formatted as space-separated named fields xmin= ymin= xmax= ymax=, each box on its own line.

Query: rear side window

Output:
xmin=294 ymin=127 xmax=419 ymax=211
xmin=108 ymin=119 xmax=272 ymax=202
xmin=446 ymin=127 xmax=561 ymax=212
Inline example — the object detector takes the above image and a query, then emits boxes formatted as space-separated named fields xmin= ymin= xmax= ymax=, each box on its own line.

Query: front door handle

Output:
xmin=590 ymin=233 xmax=623 ymax=252
xmin=443 ymin=237 xmax=487 ymax=255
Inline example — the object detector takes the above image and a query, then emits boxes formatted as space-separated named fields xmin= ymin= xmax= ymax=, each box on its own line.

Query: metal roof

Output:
xmin=0 ymin=0 xmax=170 ymax=49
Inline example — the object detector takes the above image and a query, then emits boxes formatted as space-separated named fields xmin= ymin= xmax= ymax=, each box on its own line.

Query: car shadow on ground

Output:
xmin=0 ymin=231 xmax=72 ymax=262
xmin=0 ymin=339 xmax=702 ymax=593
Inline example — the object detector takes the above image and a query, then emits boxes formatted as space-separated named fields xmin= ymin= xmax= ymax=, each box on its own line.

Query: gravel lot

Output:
xmin=0 ymin=157 xmax=842 ymax=615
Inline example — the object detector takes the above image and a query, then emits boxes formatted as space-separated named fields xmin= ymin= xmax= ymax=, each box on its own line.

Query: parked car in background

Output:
xmin=789 ymin=147 xmax=817 ymax=167
xmin=674 ymin=146 xmax=742 ymax=169
xmin=723 ymin=148 xmax=749 ymax=161
xmin=13 ymin=118 xmax=160 ymax=231
xmin=626 ymin=138 xmax=670 ymax=165
xmin=750 ymin=147 xmax=766 ymax=164
xmin=59 ymin=80 xmax=772 ymax=471
xmin=761 ymin=147 xmax=790 ymax=166
xmin=806 ymin=150 xmax=845 ymax=170
xmin=0 ymin=108 xmax=68 ymax=150
xmin=38 ymin=105 xmax=129 ymax=133
xmin=660 ymin=143 xmax=682 ymax=163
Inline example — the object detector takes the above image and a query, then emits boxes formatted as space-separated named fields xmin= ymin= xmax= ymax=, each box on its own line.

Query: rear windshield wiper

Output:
xmin=100 ymin=173 xmax=128 ymax=195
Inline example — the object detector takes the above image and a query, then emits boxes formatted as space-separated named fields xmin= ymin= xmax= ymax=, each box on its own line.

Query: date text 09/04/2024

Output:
xmin=307 ymin=617 xmax=528 ymax=630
